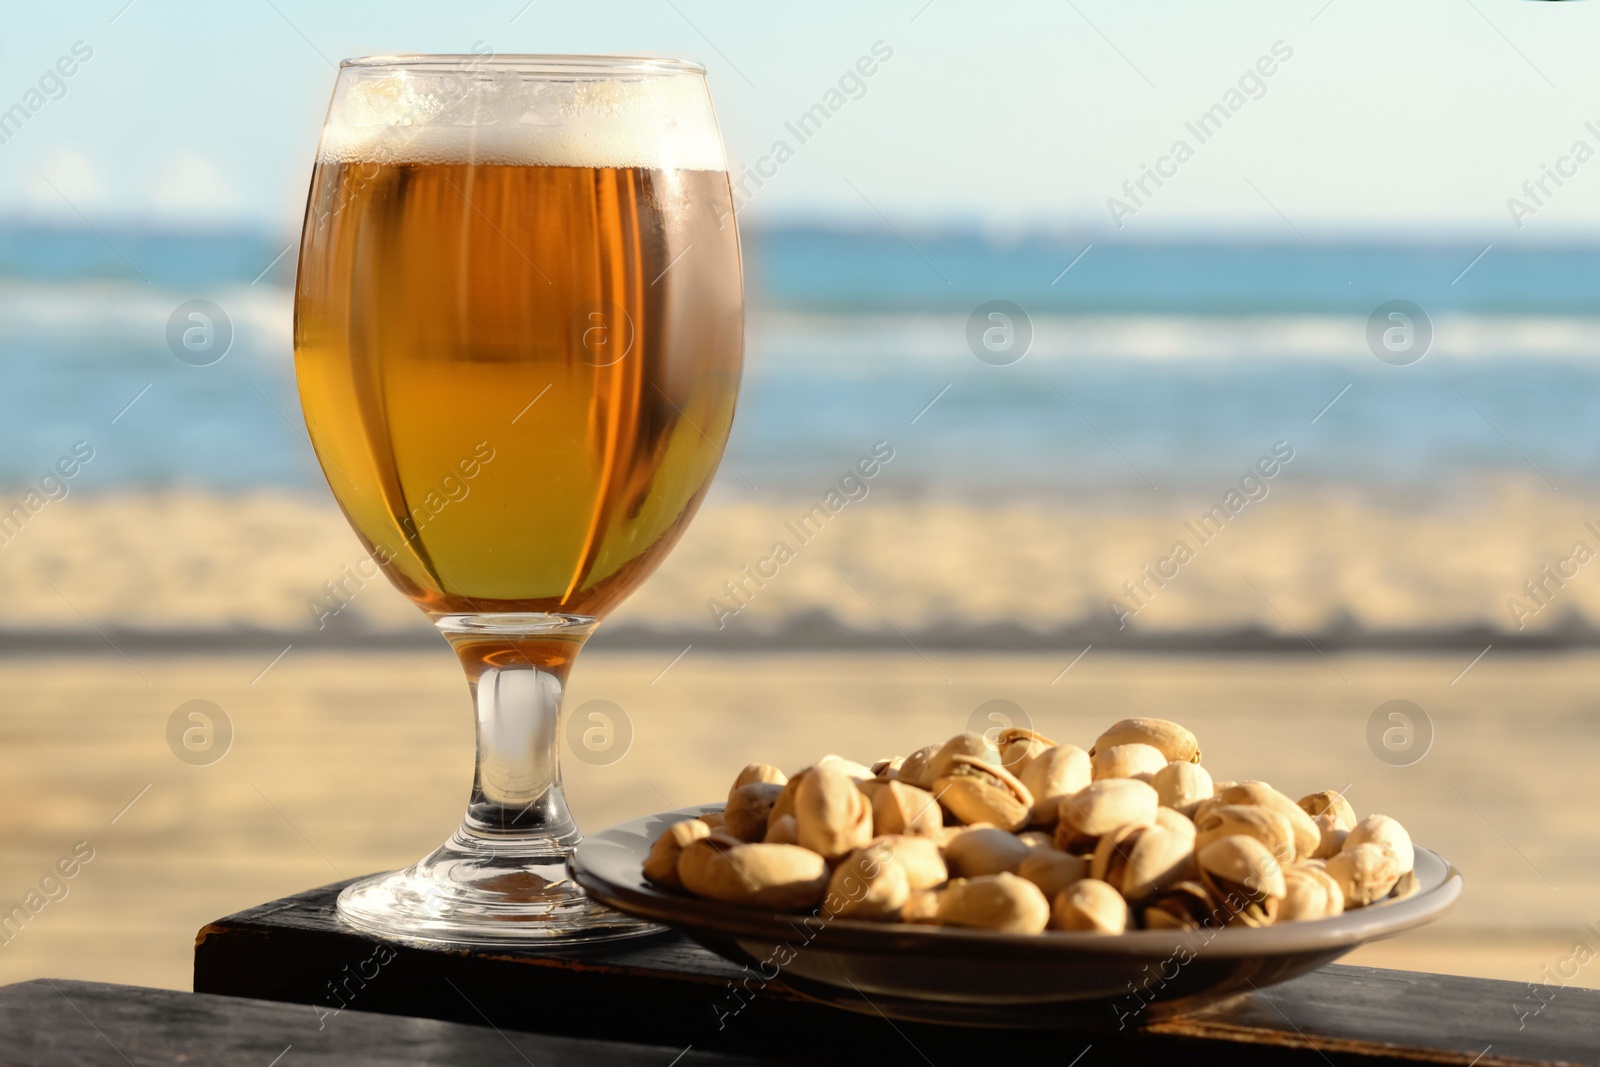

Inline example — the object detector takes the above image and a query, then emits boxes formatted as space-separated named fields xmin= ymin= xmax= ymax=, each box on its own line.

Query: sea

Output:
xmin=1 ymin=223 xmax=1598 ymax=501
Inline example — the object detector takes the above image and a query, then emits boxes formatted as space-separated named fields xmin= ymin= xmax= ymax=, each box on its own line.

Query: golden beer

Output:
xmin=295 ymin=160 xmax=742 ymax=617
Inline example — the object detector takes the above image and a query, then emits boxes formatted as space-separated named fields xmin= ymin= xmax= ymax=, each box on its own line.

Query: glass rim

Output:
xmin=340 ymin=54 xmax=707 ymax=76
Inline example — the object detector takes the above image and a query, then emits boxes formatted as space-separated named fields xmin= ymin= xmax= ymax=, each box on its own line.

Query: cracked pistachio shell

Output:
xmin=643 ymin=818 xmax=712 ymax=887
xmin=795 ymin=763 xmax=873 ymax=862
xmin=1324 ymin=842 xmax=1401 ymax=907
xmin=1050 ymin=878 xmax=1130 ymax=934
xmin=928 ymin=733 xmax=1002 ymax=781
xmin=896 ymin=744 xmax=942 ymax=789
xmin=934 ymin=755 xmax=1034 ymax=831
xmin=1091 ymin=824 xmax=1194 ymax=902
xmin=869 ymin=834 xmax=948 ymax=890
xmin=1017 ymin=849 xmax=1090 ymax=899
xmin=729 ymin=763 xmax=787 ymax=802
xmin=943 ymin=825 xmax=1033 ymax=877
xmin=1298 ymin=789 xmax=1356 ymax=832
xmin=1345 ymin=814 xmax=1414 ymax=875
xmin=1278 ymin=863 xmax=1345 ymax=922
xmin=1154 ymin=806 xmax=1197 ymax=848
xmin=1143 ymin=881 xmax=1224 ymax=931
xmin=1197 ymin=834 xmax=1286 ymax=924
xmin=698 ymin=811 xmax=727 ymax=831
xmin=936 ymin=873 xmax=1050 ymax=934
xmin=825 ymin=845 xmax=910 ymax=920
xmin=1019 ymin=745 xmax=1093 ymax=827
xmin=1018 ymin=831 xmax=1058 ymax=850
xmin=1215 ymin=782 xmax=1321 ymax=860
xmin=1090 ymin=743 xmax=1169 ymax=782
xmin=1055 ymin=778 xmax=1160 ymax=851
xmin=677 ymin=838 xmax=829 ymax=909
xmin=870 ymin=755 xmax=905 ymax=778
xmin=724 ymin=782 xmax=786 ymax=842
xmin=764 ymin=813 xmax=799 ymax=846
xmin=1311 ymin=813 xmax=1347 ymax=860
xmin=1151 ymin=760 xmax=1215 ymax=816
xmin=1195 ymin=804 xmax=1297 ymax=864
xmin=767 ymin=768 xmax=808 ymax=827
xmin=996 ymin=727 xmax=1058 ymax=774
xmin=869 ymin=780 xmax=943 ymax=838
xmin=1091 ymin=718 xmax=1201 ymax=764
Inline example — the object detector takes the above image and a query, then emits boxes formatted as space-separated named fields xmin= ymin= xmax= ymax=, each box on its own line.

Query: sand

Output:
xmin=0 ymin=648 xmax=1595 ymax=993
xmin=3 ymin=482 xmax=1600 ymax=640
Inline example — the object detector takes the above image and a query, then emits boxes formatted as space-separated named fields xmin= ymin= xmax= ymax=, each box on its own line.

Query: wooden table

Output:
xmin=191 ymin=879 xmax=1600 ymax=1066
xmin=0 ymin=978 xmax=768 ymax=1065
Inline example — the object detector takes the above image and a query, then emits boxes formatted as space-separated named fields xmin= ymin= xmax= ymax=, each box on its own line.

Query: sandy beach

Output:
xmin=1 ymin=647 xmax=1595 ymax=993
xmin=3 ymin=482 xmax=1600 ymax=643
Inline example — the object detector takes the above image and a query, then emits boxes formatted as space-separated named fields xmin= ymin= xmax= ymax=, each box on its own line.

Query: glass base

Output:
xmin=336 ymin=826 xmax=663 ymax=947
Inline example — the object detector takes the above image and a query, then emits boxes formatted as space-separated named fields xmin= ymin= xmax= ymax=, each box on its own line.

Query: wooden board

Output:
xmin=0 ymin=978 xmax=770 ymax=1066
xmin=195 ymin=879 xmax=1600 ymax=1066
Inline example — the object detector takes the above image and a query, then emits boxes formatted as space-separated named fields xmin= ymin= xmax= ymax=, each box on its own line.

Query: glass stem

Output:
xmin=438 ymin=614 xmax=596 ymax=857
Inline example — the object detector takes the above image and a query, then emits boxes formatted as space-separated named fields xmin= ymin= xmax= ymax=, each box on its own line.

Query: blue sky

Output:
xmin=2 ymin=0 xmax=1599 ymax=239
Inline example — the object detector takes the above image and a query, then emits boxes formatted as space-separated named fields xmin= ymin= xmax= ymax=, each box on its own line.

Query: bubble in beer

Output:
xmin=566 ymin=699 xmax=633 ymax=766
xmin=166 ymin=699 xmax=234 ymax=766
xmin=967 ymin=300 xmax=1032 ymax=366
xmin=166 ymin=300 xmax=232 ymax=367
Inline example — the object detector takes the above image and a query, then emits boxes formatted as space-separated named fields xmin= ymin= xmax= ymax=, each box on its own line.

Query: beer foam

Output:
xmin=319 ymin=66 xmax=726 ymax=172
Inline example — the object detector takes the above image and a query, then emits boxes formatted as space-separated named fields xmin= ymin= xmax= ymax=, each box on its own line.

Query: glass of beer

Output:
xmin=294 ymin=55 xmax=742 ymax=944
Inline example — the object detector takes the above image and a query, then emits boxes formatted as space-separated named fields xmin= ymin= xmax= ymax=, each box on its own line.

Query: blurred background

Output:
xmin=3 ymin=0 xmax=1598 ymax=991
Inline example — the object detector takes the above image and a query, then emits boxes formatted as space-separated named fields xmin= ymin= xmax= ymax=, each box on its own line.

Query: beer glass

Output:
xmin=294 ymin=55 xmax=742 ymax=943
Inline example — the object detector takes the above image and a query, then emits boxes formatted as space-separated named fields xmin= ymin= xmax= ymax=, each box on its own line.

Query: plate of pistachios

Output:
xmin=569 ymin=718 xmax=1462 ymax=1027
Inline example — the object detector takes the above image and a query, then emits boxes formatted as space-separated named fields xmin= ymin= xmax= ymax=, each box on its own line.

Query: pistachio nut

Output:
xmin=794 ymin=763 xmax=873 ymax=862
xmin=1215 ymin=781 xmax=1321 ymax=860
xmin=934 ymin=755 xmax=1034 ymax=831
xmin=1091 ymin=718 xmax=1201 ymax=764
xmin=724 ymin=782 xmax=785 ymax=842
xmin=1194 ymin=804 xmax=1297 ymax=864
xmin=766 ymin=769 xmax=808 ymax=826
xmin=870 ymin=780 xmax=943 ymax=838
xmin=1151 ymin=760 xmax=1215 ymax=816
xmin=936 ymin=873 xmax=1050 ymax=934
xmin=1298 ymin=789 xmax=1356 ymax=832
xmin=1345 ymin=814 xmax=1414 ymax=875
xmin=764 ymin=813 xmax=799 ymax=846
xmin=677 ymin=838 xmax=829 ymax=909
xmin=870 ymin=755 xmax=905 ymax=778
xmin=1055 ymin=778 xmax=1160 ymax=852
xmin=1016 ymin=849 xmax=1090 ymax=899
xmin=730 ymin=763 xmax=787 ymax=801
xmin=943 ymin=825 xmax=1033 ymax=877
xmin=1324 ymin=842 xmax=1402 ymax=907
xmin=816 ymin=754 xmax=875 ymax=781
xmin=1389 ymin=869 xmax=1420 ymax=902
xmin=1197 ymin=834 xmax=1285 ymax=927
xmin=642 ymin=818 xmax=712 ymax=887
xmin=1090 ymin=743 xmax=1168 ymax=782
xmin=698 ymin=811 xmax=728 ymax=831
xmin=1310 ymin=813 xmax=1347 ymax=860
xmin=897 ymin=744 xmax=942 ymax=789
xmin=1049 ymin=878 xmax=1130 ymax=934
xmin=825 ymin=844 xmax=910 ymax=920
xmin=1018 ymin=831 xmax=1058 ymax=850
xmin=1018 ymin=744 xmax=1092 ymax=827
xmin=1154 ymin=806 xmax=1197 ymax=848
xmin=1278 ymin=863 xmax=1345 ymax=922
xmin=1143 ymin=881 xmax=1225 ymax=931
xmin=900 ymin=887 xmax=943 ymax=924
xmin=1091 ymin=823 xmax=1193 ymax=902
xmin=996 ymin=727 xmax=1057 ymax=774
xmin=927 ymin=732 xmax=1002 ymax=781
xmin=869 ymin=834 xmax=948 ymax=890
